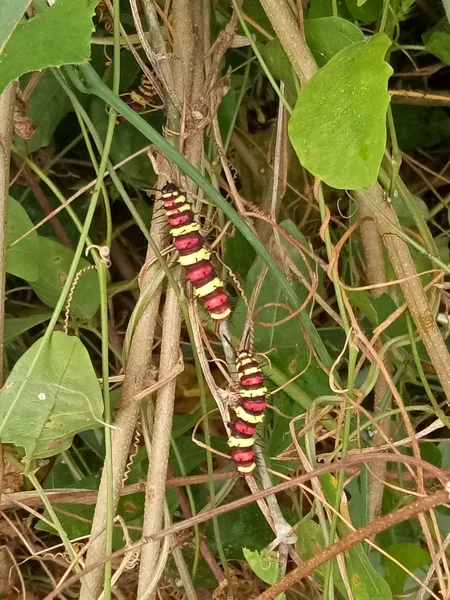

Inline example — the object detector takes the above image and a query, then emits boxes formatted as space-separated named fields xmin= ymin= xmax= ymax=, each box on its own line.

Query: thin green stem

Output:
xmin=406 ymin=314 xmax=450 ymax=429
xmin=101 ymin=0 xmax=121 ymax=594
xmin=231 ymin=0 xmax=292 ymax=115
xmin=183 ymin=316 xmax=231 ymax=582
xmin=317 ymin=184 xmax=356 ymax=599
xmin=28 ymin=472 xmax=83 ymax=572
xmin=224 ymin=46 xmax=252 ymax=153
xmin=331 ymin=0 xmax=338 ymax=17
xmin=378 ymin=0 xmax=390 ymax=33
xmin=171 ymin=438 xmax=201 ymax=578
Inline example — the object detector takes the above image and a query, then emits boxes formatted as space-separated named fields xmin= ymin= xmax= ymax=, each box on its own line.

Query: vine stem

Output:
xmin=0 ymin=82 xmax=16 ymax=387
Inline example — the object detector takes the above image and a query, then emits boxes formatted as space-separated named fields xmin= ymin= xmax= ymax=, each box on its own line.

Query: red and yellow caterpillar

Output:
xmin=228 ymin=350 xmax=268 ymax=474
xmin=118 ymin=75 xmax=158 ymax=122
xmin=161 ymin=183 xmax=231 ymax=322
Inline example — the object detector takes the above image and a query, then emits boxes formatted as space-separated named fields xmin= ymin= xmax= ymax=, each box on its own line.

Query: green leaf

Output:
xmin=243 ymin=548 xmax=281 ymax=585
xmin=0 ymin=331 xmax=104 ymax=459
xmin=288 ymin=34 xmax=392 ymax=190
xmin=262 ymin=39 xmax=297 ymax=100
xmin=30 ymin=237 xmax=100 ymax=320
xmin=392 ymin=105 xmax=450 ymax=150
xmin=0 ymin=0 xmax=31 ymax=54
xmin=295 ymin=520 xmax=348 ymax=597
xmin=0 ymin=0 xmax=97 ymax=94
xmin=445 ymin=0 xmax=450 ymax=28
xmin=304 ymin=17 xmax=365 ymax=66
xmin=424 ymin=31 xmax=450 ymax=65
xmin=224 ymin=228 xmax=256 ymax=280
xmin=89 ymin=97 xmax=158 ymax=186
xmin=320 ymin=473 xmax=393 ymax=600
xmin=383 ymin=543 xmax=430 ymax=595
xmin=6 ymin=196 xmax=39 ymax=282
xmin=209 ymin=504 xmax=293 ymax=560
xmin=15 ymin=70 xmax=72 ymax=153
xmin=241 ymin=0 xmax=275 ymax=39
xmin=345 ymin=0 xmax=382 ymax=22
xmin=231 ymin=220 xmax=330 ymax=400
xmin=308 ymin=0 xmax=353 ymax=20
xmin=3 ymin=312 xmax=52 ymax=344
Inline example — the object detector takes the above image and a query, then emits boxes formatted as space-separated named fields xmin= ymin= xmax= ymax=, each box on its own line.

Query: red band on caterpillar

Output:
xmin=228 ymin=350 xmax=269 ymax=474
xmin=161 ymin=183 xmax=231 ymax=322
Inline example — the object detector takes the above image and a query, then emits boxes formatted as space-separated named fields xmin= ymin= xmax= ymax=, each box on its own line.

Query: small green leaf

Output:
xmin=262 ymin=39 xmax=297 ymax=99
xmin=3 ymin=312 xmax=52 ymax=344
xmin=241 ymin=0 xmax=275 ymax=39
xmin=243 ymin=548 xmax=280 ymax=585
xmin=382 ymin=543 xmax=430 ymax=595
xmin=304 ymin=17 xmax=365 ymax=66
xmin=288 ymin=34 xmax=392 ymax=190
xmin=345 ymin=0 xmax=382 ymax=22
xmin=0 ymin=0 xmax=97 ymax=94
xmin=0 ymin=0 xmax=31 ymax=54
xmin=320 ymin=474 xmax=393 ymax=600
xmin=6 ymin=196 xmax=39 ymax=282
xmin=15 ymin=70 xmax=72 ymax=153
xmin=308 ymin=0 xmax=353 ymax=20
xmin=0 ymin=331 xmax=104 ymax=459
xmin=30 ymin=237 xmax=100 ymax=320
xmin=89 ymin=97 xmax=158 ymax=186
xmin=224 ymin=228 xmax=256 ymax=280
xmin=425 ymin=31 xmax=450 ymax=66
xmin=295 ymin=520 xmax=348 ymax=597
xmin=392 ymin=105 xmax=450 ymax=150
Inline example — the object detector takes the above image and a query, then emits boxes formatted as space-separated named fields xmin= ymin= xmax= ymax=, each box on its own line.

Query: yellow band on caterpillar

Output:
xmin=236 ymin=356 xmax=255 ymax=369
xmin=195 ymin=277 xmax=223 ymax=298
xmin=178 ymin=248 xmax=211 ymax=266
xmin=166 ymin=204 xmax=191 ymax=216
xmin=210 ymin=307 xmax=231 ymax=320
xmin=139 ymin=82 xmax=154 ymax=93
xmin=235 ymin=406 xmax=264 ymax=424
xmin=239 ymin=387 xmax=268 ymax=399
xmin=170 ymin=222 xmax=200 ymax=237
xmin=238 ymin=366 xmax=260 ymax=377
xmin=228 ymin=436 xmax=255 ymax=448
xmin=238 ymin=463 xmax=256 ymax=474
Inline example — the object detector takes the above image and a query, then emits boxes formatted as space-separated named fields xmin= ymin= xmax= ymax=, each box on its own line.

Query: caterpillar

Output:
xmin=228 ymin=350 xmax=268 ymax=474
xmin=118 ymin=75 xmax=160 ymax=122
xmin=161 ymin=183 xmax=231 ymax=322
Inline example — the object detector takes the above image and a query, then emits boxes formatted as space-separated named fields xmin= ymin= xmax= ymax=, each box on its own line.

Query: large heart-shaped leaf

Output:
xmin=0 ymin=0 xmax=31 ymax=54
xmin=6 ymin=196 xmax=39 ymax=282
xmin=304 ymin=17 xmax=365 ymax=66
xmin=0 ymin=331 xmax=103 ymax=459
xmin=288 ymin=33 xmax=392 ymax=190
xmin=0 ymin=0 xmax=96 ymax=93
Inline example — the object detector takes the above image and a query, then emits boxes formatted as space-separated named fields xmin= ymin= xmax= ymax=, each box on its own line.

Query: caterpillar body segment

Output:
xmin=118 ymin=75 xmax=159 ymax=122
xmin=160 ymin=183 xmax=231 ymax=322
xmin=228 ymin=350 xmax=269 ymax=474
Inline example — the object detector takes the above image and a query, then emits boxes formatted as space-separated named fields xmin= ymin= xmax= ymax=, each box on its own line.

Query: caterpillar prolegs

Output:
xmin=161 ymin=183 xmax=231 ymax=321
xmin=228 ymin=350 xmax=268 ymax=474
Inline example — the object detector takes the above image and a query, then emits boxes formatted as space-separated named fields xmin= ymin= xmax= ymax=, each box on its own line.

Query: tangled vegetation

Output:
xmin=1 ymin=1 xmax=450 ymax=599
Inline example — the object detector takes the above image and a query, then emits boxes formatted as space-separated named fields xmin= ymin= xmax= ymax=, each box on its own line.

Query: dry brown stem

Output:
xmin=358 ymin=204 xmax=391 ymax=522
xmin=254 ymin=488 xmax=450 ymax=600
